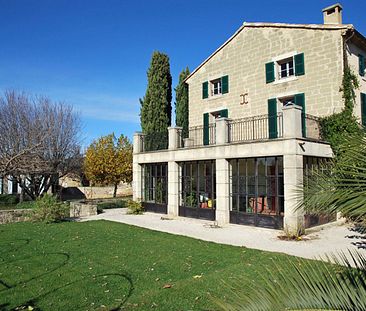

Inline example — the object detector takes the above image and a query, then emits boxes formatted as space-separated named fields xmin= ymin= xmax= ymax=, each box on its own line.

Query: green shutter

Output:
xmin=202 ymin=81 xmax=208 ymax=99
xmin=220 ymin=109 xmax=228 ymax=118
xmin=221 ymin=75 xmax=229 ymax=94
xmin=203 ymin=113 xmax=209 ymax=145
xmin=268 ymin=98 xmax=277 ymax=139
xmin=359 ymin=54 xmax=365 ymax=76
xmin=361 ymin=93 xmax=366 ymax=127
xmin=265 ymin=62 xmax=275 ymax=83
xmin=294 ymin=93 xmax=306 ymax=137
xmin=294 ymin=53 xmax=305 ymax=76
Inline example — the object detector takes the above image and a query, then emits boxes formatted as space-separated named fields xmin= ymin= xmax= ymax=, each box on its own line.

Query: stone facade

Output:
xmin=186 ymin=24 xmax=348 ymax=128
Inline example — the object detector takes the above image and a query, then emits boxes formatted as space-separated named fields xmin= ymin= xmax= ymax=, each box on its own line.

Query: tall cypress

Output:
xmin=140 ymin=51 xmax=172 ymax=135
xmin=175 ymin=67 xmax=190 ymax=138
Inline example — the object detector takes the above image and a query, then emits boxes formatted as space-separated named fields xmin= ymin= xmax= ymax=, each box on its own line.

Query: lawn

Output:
xmin=0 ymin=220 xmax=305 ymax=310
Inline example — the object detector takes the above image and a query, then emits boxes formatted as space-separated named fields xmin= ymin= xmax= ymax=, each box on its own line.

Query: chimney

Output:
xmin=322 ymin=3 xmax=343 ymax=24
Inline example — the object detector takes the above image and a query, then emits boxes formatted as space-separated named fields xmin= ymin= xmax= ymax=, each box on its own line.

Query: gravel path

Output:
xmin=80 ymin=208 xmax=365 ymax=262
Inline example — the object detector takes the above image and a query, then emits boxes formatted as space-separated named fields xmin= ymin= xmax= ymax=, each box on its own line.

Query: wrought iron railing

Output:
xmin=184 ymin=123 xmax=216 ymax=147
xmin=304 ymin=114 xmax=322 ymax=140
xmin=141 ymin=131 xmax=168 ymax=152
xmin=228 ymin=113 xmax=283 ymax=143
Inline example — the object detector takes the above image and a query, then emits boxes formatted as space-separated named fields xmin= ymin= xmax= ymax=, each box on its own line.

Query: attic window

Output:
xmin=211 ymin=78 xmax=222 ymax=96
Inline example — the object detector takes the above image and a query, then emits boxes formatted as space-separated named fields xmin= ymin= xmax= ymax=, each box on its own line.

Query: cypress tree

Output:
xmin=175 ymin=67 xmax=190 ymax=138
xmin=140 ymin=51 xmax=172 ymax=136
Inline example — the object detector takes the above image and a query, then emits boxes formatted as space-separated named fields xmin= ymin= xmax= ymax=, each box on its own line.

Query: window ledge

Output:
xmin=273 ymin=76 xmax=298 ymax=85
xmin=207 ymin=94 xmax=225 ymax=101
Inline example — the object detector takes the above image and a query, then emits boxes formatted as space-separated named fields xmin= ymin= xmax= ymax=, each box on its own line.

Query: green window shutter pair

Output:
xmin=294 ymin=53 xmax=305 ymax=76
xmin=202 ymin=75 xmax=229 ymax=99
xmin=203 ymin=113 xmax=209 ymax=145
xmin=221 ymin=75 xmax=229 ymax=94
xmin=361 ymin=93 xmax=366 ymax=127
xmin=268 ymin=98 xmax=278 ymax=138
xmin=294 ymin=93 xmax=306 ymax=137
xmin=265 ymin=62 xmax=275 ymax=83
xmin=359 ymin=54 xmax=365 ymax=76
xmin=202 ymin=82 xmax=208 ymax=99
xmin=265 ymin=53 xmax=305 ymax=83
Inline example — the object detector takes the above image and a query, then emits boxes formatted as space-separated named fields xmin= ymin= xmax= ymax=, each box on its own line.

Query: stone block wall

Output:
xmin=187 ymin=25 xmax=345 ymax=127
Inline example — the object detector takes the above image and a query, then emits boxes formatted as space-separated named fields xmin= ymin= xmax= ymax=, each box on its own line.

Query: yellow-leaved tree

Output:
xmin=84 ymin=134 xmax=132 ymax=197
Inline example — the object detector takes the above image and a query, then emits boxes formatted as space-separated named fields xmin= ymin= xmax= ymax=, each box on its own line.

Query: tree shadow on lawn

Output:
xmin=0 ymin=241 xmax=134 ymax=311
xmin=10 ymin=273 xmax=134 ymax=311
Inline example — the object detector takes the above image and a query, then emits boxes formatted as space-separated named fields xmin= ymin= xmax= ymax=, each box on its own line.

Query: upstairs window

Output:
xmin=359 ymin=54 xmax=365 ymax=77
xmin=278 ymin=58 xmax=294 ymax=79
xmin=266 ymin=53 xmax=305 ymax=83
xmin=202 ymin=75 xmax=229 ymax=99
xmin=211 ymin=78 xmax=222 ymax=96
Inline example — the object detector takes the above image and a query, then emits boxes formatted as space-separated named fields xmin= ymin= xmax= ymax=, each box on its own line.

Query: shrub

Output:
xmin=16 ymin=201 xmax=36 ymax=210
xmin=97 ymin=199 xmax=127 ymax=211
xmin=126 ymin=199 xmax=144 ymax=215
xmin=0 ymin=194 xmax=19 ymax=205
xmin=30 ymin=194 xmax=69 ymax=223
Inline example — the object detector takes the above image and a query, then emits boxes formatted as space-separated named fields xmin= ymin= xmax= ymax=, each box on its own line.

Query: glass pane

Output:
xmin=231 ymin=195 xmax=238 ymax=212
xmin=267 ymin=177 xmax=277 ymax=196
xmin=247 ymin=197 xmax=256 ymax=214
xmin=239 ymin=196 xmax=247 ymax=213
xmin=277 ymin=157 xmax=283 ymax=175
xmin=247 ymin=158 xmax=255 ymax=175
xmin=267 ymin=157 xmax=276 ymax=176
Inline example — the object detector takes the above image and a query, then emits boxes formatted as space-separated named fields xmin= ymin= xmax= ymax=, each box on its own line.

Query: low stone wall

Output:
xmin=78 ymin=185 xmax=132 ymax=199
xmin=0 ymin=209 xmax=31 ymax=224
xmin=70 ymin=201 xmax=97 ymax=217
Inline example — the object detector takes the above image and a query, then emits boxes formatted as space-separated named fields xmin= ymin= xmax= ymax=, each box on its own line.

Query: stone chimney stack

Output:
xmin=322 ymin=3 xmax=343 ymax=24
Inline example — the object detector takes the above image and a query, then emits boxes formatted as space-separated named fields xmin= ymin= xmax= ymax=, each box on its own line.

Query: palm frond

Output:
xmin=216 ymin=251 xmax=366 ymax=311
xmin=299 ymin=132 xmax=366 ymax=220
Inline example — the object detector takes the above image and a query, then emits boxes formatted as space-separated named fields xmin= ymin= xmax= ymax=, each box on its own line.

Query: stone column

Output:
xmin=283 ymin=154 xmax=304 ymax=235
xmin=132 ymin=162 xmax=143 ymax=201
xmin=167 ymin=161 xmax=180 ymax=217
xmin=133 ymin=132 xmax=145 ymax=154
xmin=168 ymin=127 xmax=183 ymax=150
xmin=215 ymin=117 xmax=230 ymax=145
xmin=282 ymin=104 xmax=303 ymax=139
xmin=215 ymin=159 xmax=230 ymax=225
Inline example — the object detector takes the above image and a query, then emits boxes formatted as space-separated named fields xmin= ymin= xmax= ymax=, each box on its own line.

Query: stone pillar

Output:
xmin=215 ymin=117 xmax=230 ymax=145
xmin=133 ymin=132 xmax=145 ymax=154
xmin=215 ymin=159 xmax=230 ymax=225
xmin=168 ymin=127 xmax=183 ymax=150
xmin=132 ymin=162 xmax=143 ymax=201
xmin=282 ymin=104 xmax=303 ymax=139
xmin=167 ymin=161 xmax=180 ymax=217
xmin=283 ymin=154 xmax=304 ymax=235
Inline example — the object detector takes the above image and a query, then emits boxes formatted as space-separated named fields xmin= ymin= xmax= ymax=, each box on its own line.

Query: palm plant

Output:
xmin=216 ymin=132 xmax=366 ymax=310
xmin=301 ymin=132 xmax=366 ymax=221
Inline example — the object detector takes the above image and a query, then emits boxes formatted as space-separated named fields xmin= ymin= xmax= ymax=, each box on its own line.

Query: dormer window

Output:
xmin=211 ymin=79 xmax=222 ymax=96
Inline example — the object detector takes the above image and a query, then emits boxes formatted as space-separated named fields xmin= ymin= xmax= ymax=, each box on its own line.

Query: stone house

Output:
xmin=133 ymin=4 xmax=366 ymax=233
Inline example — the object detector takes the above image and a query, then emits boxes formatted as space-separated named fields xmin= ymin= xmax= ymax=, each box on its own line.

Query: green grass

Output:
xmin=0 ymin=220 xmax=309 ymax=310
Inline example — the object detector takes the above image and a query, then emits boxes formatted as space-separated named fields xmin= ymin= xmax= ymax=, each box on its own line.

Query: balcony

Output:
xmin=134 ymin=104 xmax=323 ymax=153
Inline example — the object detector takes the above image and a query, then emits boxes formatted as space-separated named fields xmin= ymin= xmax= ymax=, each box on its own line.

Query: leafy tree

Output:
xmin=84 ymin=134 xmax=132 ymax=197
xmin=175 ymin=67 xmax=190 ymax=138
xmin=140 ymin=51 xmax=172 ymax=150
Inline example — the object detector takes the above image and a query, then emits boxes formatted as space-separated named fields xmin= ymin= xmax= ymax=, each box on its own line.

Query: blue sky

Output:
xmin=0 ymin=0 xmax=365 ymax=147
